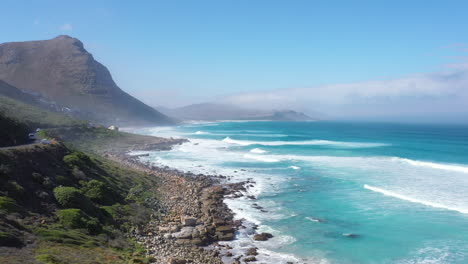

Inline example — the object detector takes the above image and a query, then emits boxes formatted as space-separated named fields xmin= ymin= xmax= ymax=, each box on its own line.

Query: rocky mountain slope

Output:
xmin=159 ymin=103 xmax=316 ymax=121
xmin=0 ymin=35 xmax=173 ymax=126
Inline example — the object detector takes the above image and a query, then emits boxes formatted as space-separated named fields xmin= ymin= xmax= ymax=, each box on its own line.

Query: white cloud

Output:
xmin=59 ymin=23 xmax=73 ymax=31
xmin=221 ymin=62 xmax=468 ymax=120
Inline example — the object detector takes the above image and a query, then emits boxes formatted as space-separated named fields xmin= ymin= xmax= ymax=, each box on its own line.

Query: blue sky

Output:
xmin=1 ymin=0 xmax=468 ymax=121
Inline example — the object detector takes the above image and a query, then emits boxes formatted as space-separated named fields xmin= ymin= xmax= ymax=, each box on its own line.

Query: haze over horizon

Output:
xmin=1 ymin=0 xmax=468 ymax=123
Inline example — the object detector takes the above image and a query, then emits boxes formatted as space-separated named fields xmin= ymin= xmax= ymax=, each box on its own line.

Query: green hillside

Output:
xmin=0 ymin=94 xmax=85 ymax=129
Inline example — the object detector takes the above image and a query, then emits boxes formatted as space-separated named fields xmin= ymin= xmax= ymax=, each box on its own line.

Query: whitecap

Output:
xmin=243 ymin=154 xmax=280 ymax=163
xmin=394 ymin=157 xmax=468 ymax=174
xmin=364 ymin=184 xmax=468 ymax=214
xmin=305 ymin=216 xmax=321 ymax=222
xmin=250 ymin=148 xmax=267 ymax=154
xmin=222 ymin=137 xmax=388 ymax=148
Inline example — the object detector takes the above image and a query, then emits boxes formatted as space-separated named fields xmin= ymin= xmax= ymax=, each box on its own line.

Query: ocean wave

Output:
xmin=247 ymin=154 xmax=468 ymax=175
xmin=250 ymin=148 xmax=267 ymax=154
xmin=394 ymin=157 xmax=468 ymax=174
xmin=305 ymin=216 xmax=321 ymax=222
xmin=222 ymin=137 xmax=388 ymax=148
xmin=288 ymin=165 xmax=301 ymax=170
xmin=194 ymin=131 xmax=209 ymax=135
xmin=243 ymin=154 xmax=280 ymax=163
xmin=364 ymin=184 xmax=468 ymax=214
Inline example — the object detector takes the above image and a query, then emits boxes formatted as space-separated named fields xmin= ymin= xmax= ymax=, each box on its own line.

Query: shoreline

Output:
xmin=106 ymin=152 xmax=266 ymax=264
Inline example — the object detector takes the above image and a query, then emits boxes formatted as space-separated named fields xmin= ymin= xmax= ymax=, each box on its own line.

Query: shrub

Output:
xmin=71 ymin=167 xmax=87 ymax=181
xmin=101 ymin=204 xmax=119 ymax=220
xmin=35 ymin=254 xmax=64 ymax=264
xmin=5 ymin=181 xmax=25 ymax=199
xmin=32 ymin=172 xmax=45 ymax=184
xmin=0 ymin=231 xmax=23 ymax=247
xmin=63 ymin=152 xmax=91 ymax=168
xmin=84 ymin=218 xmax=102 ymax=235
xmin=56 ymin=209 xmax=102 ymax=235
xmin=0 ymin=164 xmax=11 ymax=180
xmin=55 ymin=175 xmax=73 ymax=186
xmin=0 ymin=196 xmax=20 ymax=213
xmin=35 ymin=228 xmax=94 ymax=246
xmin=57 ymin=209 xmax=85 ymax=229
xmin=81 ymin=180 xmax=117 ymax=205
xmin=53 ymin=187 xmax=94 ymax=214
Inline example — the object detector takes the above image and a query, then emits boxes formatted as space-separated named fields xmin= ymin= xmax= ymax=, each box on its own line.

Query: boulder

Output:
xmin=216 ymin=232 xmax=234 ymax=241
xmin=173 ymin=226 xmax=194 ymax=239
xmin=253 ymin=232 xmax=273 ymax=241
xmin=246 ymin=247 xmax=258 ymax=256
xmin=181 ymin=216 xmax=197 ymax=226
xmin=244 ymin=256 xmax=257 ymax=262
xmin=168 ymin=258 xmax=186 ymax=264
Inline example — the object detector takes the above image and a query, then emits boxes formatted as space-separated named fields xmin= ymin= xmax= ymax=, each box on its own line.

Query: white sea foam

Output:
xmin=395 ymin=157 xmax=468 ymax=174
xmin=243 ymin=154 xmax=280 ymax=163
xmin=195 ymin=132 xmax=287 ymax=137
xmin=222 ymin=137 xmax=388 ymax=148
xmin=364 ymin=184 xmax=468 ymax=214
xmin=194 ymin=131 xmax=209 ymax=135
xmin=250 ymin=148 xmax=267 ymax=154
xmin=305 ymin=216 xmax=321 ymax=222
xmin=289 ymin=165 xmax=301 ymax=170
xmin=244 ymin=154 xmax=468 ymax=175
xmin=132 ymin=136 xmax=311 ymax=263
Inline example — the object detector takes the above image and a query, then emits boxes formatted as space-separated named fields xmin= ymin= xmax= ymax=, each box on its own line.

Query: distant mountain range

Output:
xmin=157 ymin=103 xmax=316 ymax=121
xmin=0 ymin=35 xmax=173 ymax=126
xmin=0 ymin=35 xmax=317 ymax=126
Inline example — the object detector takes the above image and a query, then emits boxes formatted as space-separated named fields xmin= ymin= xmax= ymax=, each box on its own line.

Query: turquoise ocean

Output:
xmin=129 ymin=121 xmax=468 ymax=264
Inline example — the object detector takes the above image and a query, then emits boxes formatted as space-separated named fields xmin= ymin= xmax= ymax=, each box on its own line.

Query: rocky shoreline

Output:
xmin=105 ymin=152 xmax=269 ymax=264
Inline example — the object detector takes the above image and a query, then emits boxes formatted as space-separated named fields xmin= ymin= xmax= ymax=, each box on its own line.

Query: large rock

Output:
xmin=173 ymin=226 xmax=194 ymax=239
xmin=168 ymin=258 xmax=186 ymax=264
xmin=246 ymin=247 xmax=258 ymax=256
xmin=180 ymin=216 xmax=197 ymax=226
xmin=253 ymin=232 xmax=273 ymax=241
xmin=216 ymin=232 xmax=234 ymax=241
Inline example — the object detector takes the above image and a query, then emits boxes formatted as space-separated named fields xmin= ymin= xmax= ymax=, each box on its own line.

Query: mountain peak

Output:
xmin=54 ymin=34 xmax=73 ymax=40
xmin=0 ymin=37 xmax=173 ymax=126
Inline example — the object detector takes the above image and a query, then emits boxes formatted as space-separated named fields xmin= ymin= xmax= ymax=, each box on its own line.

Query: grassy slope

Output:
xmin=43 ymin=126 xmax=185 ymax=154
xmin=0 ymin=96 xmax=167 ymax=263
xmin=0 ymin=95 xmax=85 ymax=129
xmin=0 ymin=142 xmax=160 ymax=264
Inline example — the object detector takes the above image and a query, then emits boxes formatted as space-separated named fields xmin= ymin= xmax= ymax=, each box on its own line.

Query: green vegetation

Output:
xmin=4 ymin=181 xmax=25 ymax=200
xmin=56 ymin=209 xmax=101 ymax=234
xmin=35 ymin=228 xmax=100 ymax=246
xmin=35 ymin=253 xmax=65 ymax=264
xmin=0 ymin=112 xmax=30 ymax=147
xmin=0 ymin=196 xmax=20 ymax=213
xmin=53 ymin=187 xmax=88 ymax=209
xmin=44 ymin=125 xmax=174 ymax=153
xmin=0 ymin=106 xmax=161 ymax=263
xmin=57 ymin=209 xmax=86 ymax=228
xmin=55 ymin=175 xmax=73 ymax=186
xmin=63 ymin=151 xmax=91 ymax=168
xmin=0 ymin=231 xmax=23 ymax=248
xmin=0 ymin=94 xmax=85 ymax=128
xmin=81 ymin=180 xmax=118 ymax=205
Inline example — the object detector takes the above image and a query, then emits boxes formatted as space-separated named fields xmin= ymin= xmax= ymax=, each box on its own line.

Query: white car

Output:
xmin=28 ymin=133 xmax=36 ymax=140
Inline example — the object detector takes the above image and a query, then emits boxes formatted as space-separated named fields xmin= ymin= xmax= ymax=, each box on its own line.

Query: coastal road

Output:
xmin=0 ymin=141 xmax=39 ymax=150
